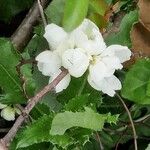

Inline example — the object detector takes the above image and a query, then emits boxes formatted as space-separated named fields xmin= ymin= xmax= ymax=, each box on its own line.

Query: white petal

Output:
xmin=88 ymin=74 xmax=122 ymax=97
xmin=62 ymin=48 xmax=90 ymax=77
xmin=72 ymin=19 xmax=106 ymax=55
xmin=0 ymin=103 xmax=7 ymax=109
xmin=102 ymin=56 xmax=123 ymax=70
xmin=49 ymin=69 xmax=71 ymax=93
xmin=89 ymin=57 xmax=114 ymax=82
xmin=102 ymin=45 xmax=131 ymax=63
xmin=55 ymin=37 xmax=75 ymax=57
xmin=87 ymin=74 xmax=101 ymax=91
xmin=36 ymin=50 xmax=61 ymax=76
xmin=1 ymin=106 xmax=15 ymax=121
xmin=100 ymin=75 xmax=122 ymax=97
xmin=44 ymin=24 xmax=68 ymax=50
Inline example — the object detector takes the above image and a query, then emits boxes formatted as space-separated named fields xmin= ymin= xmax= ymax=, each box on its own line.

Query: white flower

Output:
xmin=36 ymin=18 xmax=131 ymax=96
xmin=36 ymin=24 xmax=74 ymax=93
xmin=61 ymin=19 xmax=131 ymax=96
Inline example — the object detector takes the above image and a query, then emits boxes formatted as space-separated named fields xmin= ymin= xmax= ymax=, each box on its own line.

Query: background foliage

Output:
xmin=0 ymin=0 xmax=150 ymax=149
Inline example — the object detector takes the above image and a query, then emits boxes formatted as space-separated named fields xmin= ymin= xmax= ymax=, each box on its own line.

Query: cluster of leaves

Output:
xmin=0 ymin=0 xmax=150 ymax=149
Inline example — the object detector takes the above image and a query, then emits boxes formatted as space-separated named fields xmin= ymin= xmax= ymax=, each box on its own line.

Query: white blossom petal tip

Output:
xmin=62 ymin=48 xmax=90 ymax=78
xmin=103 ymin=45 xmax=132 ymax=63
xmin=88 ymin=74 xmax=122 ymax=97
xmin=44 ymin=24 xmax=68 ymax=50
xmin=101 ymin=75 xmax=122 ymax=97
xmin=72 ymin=19 xmax=106 ymax=55
xmin=49 ymin=69 xmax=71 ymax=93
xmin=36 ymin=50 xmax=61 ymax=76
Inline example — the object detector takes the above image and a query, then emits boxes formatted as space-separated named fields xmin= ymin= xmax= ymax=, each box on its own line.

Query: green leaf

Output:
xmin=17 ymin=115 xmax=73 ymax=149
xmin=121 ymin=59 xmax=150 ymax=104
xmin=105 ymin=10 xmax=138 ymax=47
xmin=65 ymin=94 xmax=90 ymax=111
xmin=106 ymin=113 xmax=119 ymax=124
xmin=45 ymin=0 xmax=65 ymax=25
xmin=70 ymin=128 xmax=93 ymax=146
xmin=88 ymin=13 xmax=108 ymax=29
xmin=50 ymin=107 xmax=113 ymax=135
xmin=63 ymin=0 xmax=89 ymax=31
xmin=0 ymin=0 xmax=34 ymax=22
xmin=0 ymin=38 xmax=25 ymax=104
xmin=20 ymin=52 xmax=36 ymax=97
xmin=89 ymin=0 xmax=108 ymax=16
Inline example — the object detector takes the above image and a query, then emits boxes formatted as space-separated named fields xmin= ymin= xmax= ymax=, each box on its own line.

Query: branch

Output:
xmin=0 ymin=69 xmax=68 ymax=149
xmin=95 ymin=132 xmax=104 ymax=150
xmin=37 ymin=0 xmax=47 ymax=27
xmin=10 ymin=0 xmax=49 ymax=51
xmin=116 ymin=93 xmax=138 ymax=150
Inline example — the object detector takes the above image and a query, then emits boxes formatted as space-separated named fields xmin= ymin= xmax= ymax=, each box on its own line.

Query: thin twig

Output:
xmin=116 ymin=93 xmax=138 ymax=150
xmin=0 ymin=69 xmax=68 ymax=149
xmin=95 ymin=132 xmax=104 ymax=150
xmin=37 ymin=0 xmax=47 ymax=27
xmin=134 ymin=114 xmax=150 ymax=123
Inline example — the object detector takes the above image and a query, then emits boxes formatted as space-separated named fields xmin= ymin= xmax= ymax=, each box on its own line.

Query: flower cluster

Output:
xmin=0 ymin=103 xmax=21 ymax=121
xmin=36 ymin=19 xmax=131 ymax=97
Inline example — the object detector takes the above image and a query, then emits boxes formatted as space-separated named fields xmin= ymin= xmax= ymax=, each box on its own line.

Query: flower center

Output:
xmin=90 ymin=55 xmax=98 ymax=65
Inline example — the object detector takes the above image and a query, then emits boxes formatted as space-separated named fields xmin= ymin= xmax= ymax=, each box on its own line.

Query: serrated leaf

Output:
xmin=106 ymin=113 xmax=119 ymax=124
xmin=63 ymin=0 xmax=89 ymax=31
xmin=17 ymin=115 xmax=73 ymax=149
xmin=105 ymin=10 xmax=138 ymax=47
xmin=70 ymin=128 xmax=92 ymax=146
xmin=65 ymin=94 xmax=90 ymax=111
xmin=121 ymin=59 xmax=150 ymax=104
xmin=45 ymin=0 xmax=65 ymax=25
xmin=0 ymin=38 xmax=25 ymax=104
xmin=50 ymin=107 xmax=110 ymax=135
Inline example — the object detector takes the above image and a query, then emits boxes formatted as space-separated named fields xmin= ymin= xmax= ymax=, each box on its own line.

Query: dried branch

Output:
xmin=95 ymin=132 xmax=104 ymax=150
xmin=37 ymin=0 xmax=47 ymax=27
xmin=10 ymin=0 xmax=49 ymax=51
xmin=116 ymin=93 xmax=138 ymax=150
xmin=0 ymin=69 xmax=68 ymax=149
